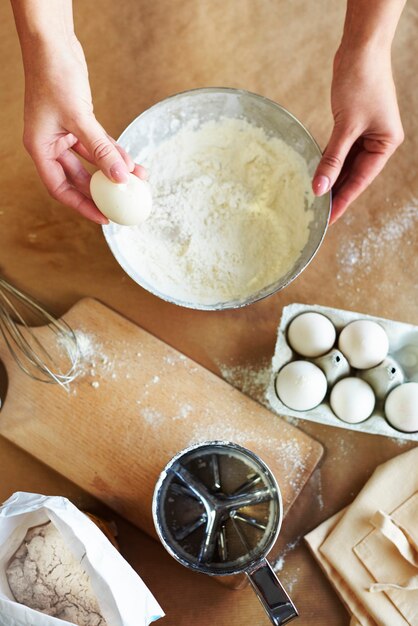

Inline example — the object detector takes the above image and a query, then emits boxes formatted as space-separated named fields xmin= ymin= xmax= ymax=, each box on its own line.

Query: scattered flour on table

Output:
xmin=336 ymin=199 xmax=418 ymax=293
xmin=389 ymin=436 xmax=410 ymax=447
xmin=181 ymin=404 xmax=308 ymax=491
xmin=309 ymin=468 xmax=325 ymax=511
xmin=164 ymin=353 xmax=187 ymax=365
xmin=62 ymin=330 xmax=116 ymax=392
xmin=114 ymin=117 xmax=314 ymax=305
xmin=216 ymin=358 xmax=272 ymax=405
xmin=281 ymin=568 xmax=301 ymax=595
xmin=273 ymin=537 xmax=301 ymax=573
xmin=68 ymin=332 xmax=310 ymax=486
xmin=75 ymin=331 xmax=113 ymax=387
xmin=172 ymin=403 xmax=194 ymax=421
xmin=141 ymin=407 xmax=166 ymax=426
xmin=212 ymin=358 xmax=308 ymax=489
xmin=272 ymin=540 xmax=302 ymax=597
xmin=73 ymin=331 xmax=113 ymax=373
xmin=328 ymin=435 xmax=355 ymax=462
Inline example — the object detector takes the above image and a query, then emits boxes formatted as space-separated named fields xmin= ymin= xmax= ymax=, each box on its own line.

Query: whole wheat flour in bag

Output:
xmin=7 ymin=522 xmax=107 ymax=626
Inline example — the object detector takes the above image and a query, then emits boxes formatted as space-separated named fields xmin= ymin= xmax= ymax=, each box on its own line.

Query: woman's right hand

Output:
xmin=21 ymin=33 xmax=145 ymax=223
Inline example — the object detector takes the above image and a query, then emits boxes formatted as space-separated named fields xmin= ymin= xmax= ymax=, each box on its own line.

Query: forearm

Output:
xmin=10 ymin=0 xmax=76 ymax=69
xmin=341 ymin=0 xmax=407 ymax=54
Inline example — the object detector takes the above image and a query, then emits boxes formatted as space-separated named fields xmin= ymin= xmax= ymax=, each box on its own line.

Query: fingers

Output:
xmin=73 ymin=116 xmax=131 ymax=183
xmin=330 ymin=148 xmax=390 ymax=224
xmin=313 ymin=121 xmax=403 ymax=223
xmin=133 ymin=163 xmax=148 ymax=180
xmin=57 ymin=149 xmax=92 ymax=196
xmin=71 ymin=136 xmax=147 ymax=179
xmin=312 ymin=124 xmax=357 ymax=197
xmin=23 ymin=131 xmax=78 ymax=160
xmin=34 ymin=156 xmax=108 ymax=224
xmin=108 ymin=136 xmax=135 ymax=172
xmin=70 ymin=139 xmax=94 ymax=163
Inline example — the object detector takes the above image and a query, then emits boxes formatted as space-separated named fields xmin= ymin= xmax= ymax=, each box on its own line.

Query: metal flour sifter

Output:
xmin=153 ymin=441 xmax=298 ymax=625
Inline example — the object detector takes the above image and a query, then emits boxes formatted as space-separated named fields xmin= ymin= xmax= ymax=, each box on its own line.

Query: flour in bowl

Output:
xmin=115 ymin=117 xmax=314 ymax=305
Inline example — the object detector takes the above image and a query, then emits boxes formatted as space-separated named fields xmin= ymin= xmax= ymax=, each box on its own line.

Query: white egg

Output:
xmin=385 ymin=382 xmax=418 ymax=433
xmin=275 ymin=361 xmax=327 ymax=411
xmin=90 ymin=171 xmax=152 ymax=226
xmin=338 ymin=320 xmax=389 ymax=369
xmin=330 ymin=378 xmax=375 ymax=423
xmin=287 ymin=312 xmax=336 ymax=357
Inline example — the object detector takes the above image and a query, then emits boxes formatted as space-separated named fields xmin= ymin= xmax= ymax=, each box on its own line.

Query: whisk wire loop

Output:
xmin=0 ymin=279 xmax=80 ymax=389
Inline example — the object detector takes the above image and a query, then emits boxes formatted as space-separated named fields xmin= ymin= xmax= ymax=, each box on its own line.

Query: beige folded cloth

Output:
xmin=354 ymin=494 xmax=418 ymax=624
xmin=305 ymin=508 xmax=378 ymax=626
xmin=305 ymin=447 xmax=418 ymax=626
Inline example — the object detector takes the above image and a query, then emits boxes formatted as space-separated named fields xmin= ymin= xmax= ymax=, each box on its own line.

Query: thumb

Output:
xmin=75 ymin=117 xmax=130 ymax=183
xmin=312 ymin=124 xmax=355 ymax=196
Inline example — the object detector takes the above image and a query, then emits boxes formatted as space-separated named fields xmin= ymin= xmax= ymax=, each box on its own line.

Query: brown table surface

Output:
xmin=0 ymin=1 xmax=417 ymax=624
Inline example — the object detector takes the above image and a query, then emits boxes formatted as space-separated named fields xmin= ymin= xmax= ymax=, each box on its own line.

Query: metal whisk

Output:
xmin=0 ymin=278 xmax=80 ymax=389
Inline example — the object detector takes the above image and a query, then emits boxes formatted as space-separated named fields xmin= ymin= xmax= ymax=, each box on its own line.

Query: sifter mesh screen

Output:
xmin=154 ymin=442 xmax=281 ymax=575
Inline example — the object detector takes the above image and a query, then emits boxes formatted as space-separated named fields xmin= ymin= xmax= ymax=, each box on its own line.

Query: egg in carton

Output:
xmin=267 ymin=303 xmax=418 ymax=441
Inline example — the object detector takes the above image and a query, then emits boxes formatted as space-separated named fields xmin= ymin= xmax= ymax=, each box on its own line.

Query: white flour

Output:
xmin=273 ymin=537 xmax=301 ymax=573
xmin=336 ymin=199 xmax=418 ymax=299
xmin=217 ymin=358 xmax=272 ymax=405
xmin=115 ymin=117 xmax=314 ymax=305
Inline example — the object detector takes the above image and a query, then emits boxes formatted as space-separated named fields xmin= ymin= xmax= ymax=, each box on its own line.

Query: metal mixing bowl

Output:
xmin=103 ymin=87 xmax=331 ymax=310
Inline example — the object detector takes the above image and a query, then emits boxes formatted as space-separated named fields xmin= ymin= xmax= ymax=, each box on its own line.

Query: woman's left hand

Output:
xmin=312 ymin=44 xmax=404 ymax=223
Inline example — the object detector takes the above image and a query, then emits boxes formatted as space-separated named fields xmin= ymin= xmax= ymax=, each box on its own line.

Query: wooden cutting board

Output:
xmin=0 ymin=298 xmax=323 ymax=586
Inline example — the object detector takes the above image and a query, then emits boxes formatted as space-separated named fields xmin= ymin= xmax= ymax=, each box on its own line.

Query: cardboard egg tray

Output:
xmin=267 ymin=303 xmax=418 ymax=441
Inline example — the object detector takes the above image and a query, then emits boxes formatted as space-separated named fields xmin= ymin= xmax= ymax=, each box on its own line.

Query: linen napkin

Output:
xmin=305 ymin=447 xmax=418 ymax=626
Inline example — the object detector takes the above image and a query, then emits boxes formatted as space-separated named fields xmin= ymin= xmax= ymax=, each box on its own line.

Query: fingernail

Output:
xmin=96 ymin=214 xmax=109 ymax=225
xmin=136 ymin=164 xmax=148 ymax=180
xmin=110 ymin=162 xmax=129 ymax=184
xmin=313 ymin=175 xmax=330 ymax=196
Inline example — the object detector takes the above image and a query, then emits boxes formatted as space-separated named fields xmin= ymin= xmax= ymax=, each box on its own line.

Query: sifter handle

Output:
xmin=247 ymin=559 xmax=298 ymax=625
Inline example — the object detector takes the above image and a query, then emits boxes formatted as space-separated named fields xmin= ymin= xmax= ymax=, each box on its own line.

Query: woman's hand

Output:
xmin=313 ymin=0 xmax=406 ymax=224
xmin=11 ymin=0 xmax=145 ymax=224
xmin=22 ymin=36 xmax=147 ymax=224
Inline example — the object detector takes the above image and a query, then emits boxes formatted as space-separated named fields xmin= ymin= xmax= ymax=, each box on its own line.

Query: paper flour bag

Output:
xmin=0 ymin=492 xmax=164 ymax=626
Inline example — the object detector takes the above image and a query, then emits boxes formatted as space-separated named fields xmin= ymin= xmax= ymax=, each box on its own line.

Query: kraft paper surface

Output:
xmin=0 ymin=1 xmax=417 ymax=624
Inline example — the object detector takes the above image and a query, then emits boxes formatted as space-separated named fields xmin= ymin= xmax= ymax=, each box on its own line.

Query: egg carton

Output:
xmin=267 ymin=303 xmax=418 ymax=441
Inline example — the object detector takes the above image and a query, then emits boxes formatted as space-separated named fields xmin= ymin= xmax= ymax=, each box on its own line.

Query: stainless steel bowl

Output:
xmin=103 ymin=87 xmax=331 ymax=310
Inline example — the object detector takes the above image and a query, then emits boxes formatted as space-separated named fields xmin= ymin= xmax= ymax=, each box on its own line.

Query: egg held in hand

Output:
xmin=90 ymin=171 xmax=152 ymax=226
xmin=275 ymin=360 xmax=327 ymax=411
